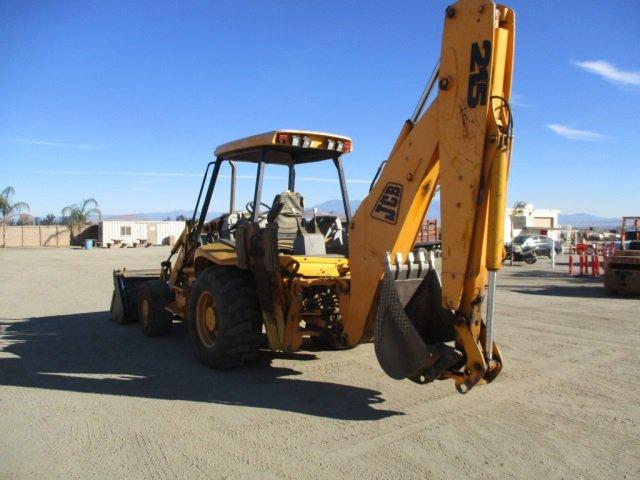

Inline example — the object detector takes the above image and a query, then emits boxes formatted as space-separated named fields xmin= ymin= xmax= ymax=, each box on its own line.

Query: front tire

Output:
xmin=188 ymin=266 xmax=261 ymax=368
xmin=138 ymin=280 xmax=174 ymax=336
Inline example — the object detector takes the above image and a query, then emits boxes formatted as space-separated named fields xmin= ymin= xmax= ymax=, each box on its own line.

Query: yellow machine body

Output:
xmin=111 ymin=0 xmax=515 ymax=393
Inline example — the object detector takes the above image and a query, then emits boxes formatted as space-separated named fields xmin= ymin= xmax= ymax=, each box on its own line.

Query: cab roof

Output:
xmin=214 ymin=130 xmax=352 ymax=165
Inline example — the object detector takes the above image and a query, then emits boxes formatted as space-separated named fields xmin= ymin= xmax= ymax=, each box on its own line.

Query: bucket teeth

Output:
xmin=385 ymin=250 xmax=432 ymax=281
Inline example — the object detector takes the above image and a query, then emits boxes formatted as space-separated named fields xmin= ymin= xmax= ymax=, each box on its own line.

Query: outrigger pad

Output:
xmin=375 ymin=267 xmax=462 ymax=382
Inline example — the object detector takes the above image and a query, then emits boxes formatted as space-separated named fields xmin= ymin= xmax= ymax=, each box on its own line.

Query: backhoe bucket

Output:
xmin=375 ymin=253 xmax=462 ymax=384
xmin=110 ymin=269 xmax=160 ymax=324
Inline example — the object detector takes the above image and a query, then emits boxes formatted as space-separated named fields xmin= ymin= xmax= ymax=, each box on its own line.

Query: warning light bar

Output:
xmin=273 ymin=133 xmax=351 ymax=152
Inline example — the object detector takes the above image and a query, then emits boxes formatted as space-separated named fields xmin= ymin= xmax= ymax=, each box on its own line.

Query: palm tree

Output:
xmin=1 ymin=186 xmax=31 ymax=246
xmin=61 ymin=198 xmax=102 ymax=238
xmin=41 ymin=213 xmax=57 ymax=225
xmin=1 ymin=186 xmax=30 ymax=225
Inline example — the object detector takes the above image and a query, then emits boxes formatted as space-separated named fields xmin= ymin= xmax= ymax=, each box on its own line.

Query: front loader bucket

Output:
xmin=375 ymin=253 xmax=463 ymax=384
xmin=110 ymin=269 xmax=160 ymax=324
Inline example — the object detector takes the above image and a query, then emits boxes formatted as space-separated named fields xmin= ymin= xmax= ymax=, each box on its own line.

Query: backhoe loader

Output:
xmin=110 ymin=0 xmax=515 ymax=393
xmin=604 ymin=216 xmax=640 ymax=295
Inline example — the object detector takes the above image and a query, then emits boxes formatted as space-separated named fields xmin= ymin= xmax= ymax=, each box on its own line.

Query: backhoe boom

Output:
xmin=348 ymin=0 xmax=515 ymax=392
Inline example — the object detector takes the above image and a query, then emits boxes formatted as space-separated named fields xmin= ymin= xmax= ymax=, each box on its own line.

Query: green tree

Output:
xmin=16 ymin=214 xmax=35 ymax=225
xmin=41 ymin=213 xmax=57 ymax=225
xmin=175 ymin=214 xmax=188 ymax=221
xmin=61 ymin=198 xmax=102 ymax=237
xmin=1 ymin=186 xmax=30 ymax=226
xmin=1 ymin=186 xmax=31 ymax=246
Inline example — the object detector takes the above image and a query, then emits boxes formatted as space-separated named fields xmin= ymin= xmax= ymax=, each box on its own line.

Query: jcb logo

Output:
xmin=371 ymin=183 xmax=402 ymax=224
xmin=467 ymin=40 xmax=492 ymax=108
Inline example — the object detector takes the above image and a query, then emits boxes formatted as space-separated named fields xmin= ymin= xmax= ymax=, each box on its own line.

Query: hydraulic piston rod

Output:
xmin=410 ymin=62 xmax=440 ymax=124
xmin=484 ymin=271 xmax=497 ymax=362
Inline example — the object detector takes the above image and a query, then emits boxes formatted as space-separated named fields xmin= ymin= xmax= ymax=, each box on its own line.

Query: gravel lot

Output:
xmin=1 ymin=247 xmax=638 ymax=479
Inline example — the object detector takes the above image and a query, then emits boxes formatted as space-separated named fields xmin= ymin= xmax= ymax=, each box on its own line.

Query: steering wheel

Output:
xmin=324 ymin=218 xmax=342 ymax=242
xmin=245 ymin=201 xmax=271 ymax=217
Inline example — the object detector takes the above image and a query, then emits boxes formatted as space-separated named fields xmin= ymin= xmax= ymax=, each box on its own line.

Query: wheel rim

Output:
xmin=196 ymin=291 xmax=217 ymax=347
xmin=140 ymin=295 xmax=150 ymax=328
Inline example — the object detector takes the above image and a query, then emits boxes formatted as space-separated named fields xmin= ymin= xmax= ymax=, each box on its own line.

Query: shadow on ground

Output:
xmin=0 ymin=313 xmax=401 ymax=421
xmin=507 ymin=285 xmax=610 ymax=298
xmin=502 ymin=265 xmax=637 ymax=299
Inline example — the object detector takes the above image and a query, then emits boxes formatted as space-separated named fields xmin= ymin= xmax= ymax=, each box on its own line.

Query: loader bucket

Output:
xmin=110 ymin=269 xmax=160 ymax=324
xmin=374 ymin=253 xmax=463 ymax=384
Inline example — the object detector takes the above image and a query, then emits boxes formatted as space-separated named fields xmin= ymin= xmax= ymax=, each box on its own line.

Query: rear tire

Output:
xmin=138 ymin=280 xmax=173 ymax=336
xmin=188 ymin=265 xmax=261 ymax=368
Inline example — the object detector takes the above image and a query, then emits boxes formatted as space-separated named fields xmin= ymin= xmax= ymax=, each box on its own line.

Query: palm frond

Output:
xmin=61 ymin=206 xmax=74 ymax=217
xmin=84 ymin=207 xmax=103 ymax=221
xmin=81 ymin=198 xmax=99 ymax=212
xmin=11 ymin=201 xmax=30 ymax=213
xmin=1 ymin=186 xmax=15 ymax=199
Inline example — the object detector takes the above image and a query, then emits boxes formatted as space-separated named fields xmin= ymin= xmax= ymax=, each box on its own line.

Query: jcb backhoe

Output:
xmin=110 ymin=0 xmax=515 ymax=393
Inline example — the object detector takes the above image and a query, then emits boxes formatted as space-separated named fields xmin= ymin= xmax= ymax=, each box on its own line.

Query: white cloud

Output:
xmin=547 ymin=124 xmax=606 ymax=141
xmin=509 ymin=92 xmax=530 ymax=108
xmin=10 ymin=139 xmax=102 ymax=150
xmin=574 ymin=60 xmax=640 ymax=86
xmin=30 ymin=169 xmax=370 ymax=184
xmin=32 ymin=169 xmax=200 ymax=177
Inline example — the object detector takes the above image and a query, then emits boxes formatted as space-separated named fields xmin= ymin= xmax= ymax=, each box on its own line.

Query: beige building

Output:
xmin=505 ymin=203 xmax=561 ymax=241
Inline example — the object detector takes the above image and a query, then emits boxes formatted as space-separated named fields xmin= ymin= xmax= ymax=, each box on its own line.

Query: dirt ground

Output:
xmin=0 ymin=247 xmax=638 ymax=479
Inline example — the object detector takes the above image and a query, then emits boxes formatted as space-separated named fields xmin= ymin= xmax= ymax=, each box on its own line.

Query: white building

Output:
xmin=99 ymin=220 xmax=185 ymax=246
xmin=505 ymin=203 xmax=561 ymax=241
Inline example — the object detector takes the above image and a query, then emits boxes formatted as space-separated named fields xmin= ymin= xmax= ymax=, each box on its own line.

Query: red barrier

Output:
xmin=568 ymin=254 xmax=574 ymax=275
xmin=568 ymin=246 xmax=607 ymax=277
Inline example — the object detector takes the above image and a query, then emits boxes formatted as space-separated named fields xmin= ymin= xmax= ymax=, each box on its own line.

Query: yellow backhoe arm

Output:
xmin=347 ymin=0 xmax=515 ymax=392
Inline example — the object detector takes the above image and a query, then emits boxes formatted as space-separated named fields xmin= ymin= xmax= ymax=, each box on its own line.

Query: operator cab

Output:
xmin=191 ymin=130 xmax=353 ymax=258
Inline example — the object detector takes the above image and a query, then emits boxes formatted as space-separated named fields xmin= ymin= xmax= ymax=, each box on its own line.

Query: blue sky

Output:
xmin=1 ymin=0 xmax=639 ymax=218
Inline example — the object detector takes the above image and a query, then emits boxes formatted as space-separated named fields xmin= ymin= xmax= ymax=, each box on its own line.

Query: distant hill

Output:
xmin=104 ymin=210 xmax=219 ymax=221
xmin=103 ymin=198 xmax=445 ymax=221
xmin=311 ymin=198 xmax=442 ymax=220
xmin=105 ymin=203 xmax=617 ymax=228
xmin=311 ymin=199 xmax=362 ymax=215
xmin=559 ymin=213 xmax=619 ymax=229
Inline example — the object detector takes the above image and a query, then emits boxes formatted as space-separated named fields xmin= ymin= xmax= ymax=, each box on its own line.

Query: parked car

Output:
xmin=509 ymin=234 xmax=562 ymax=258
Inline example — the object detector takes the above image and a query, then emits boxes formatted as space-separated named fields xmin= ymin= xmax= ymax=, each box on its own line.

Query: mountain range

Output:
xmin=557 ymin=213 xmax=619 ymax=228
xmin=105 ymin=201 xmax=620 ymax=228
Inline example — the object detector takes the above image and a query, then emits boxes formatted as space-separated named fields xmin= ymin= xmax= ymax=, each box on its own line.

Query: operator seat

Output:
xmin=266 ymin=191 xmax=327 ymax=256
xmin=266 ymin=191 xmax=305 ymax=251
